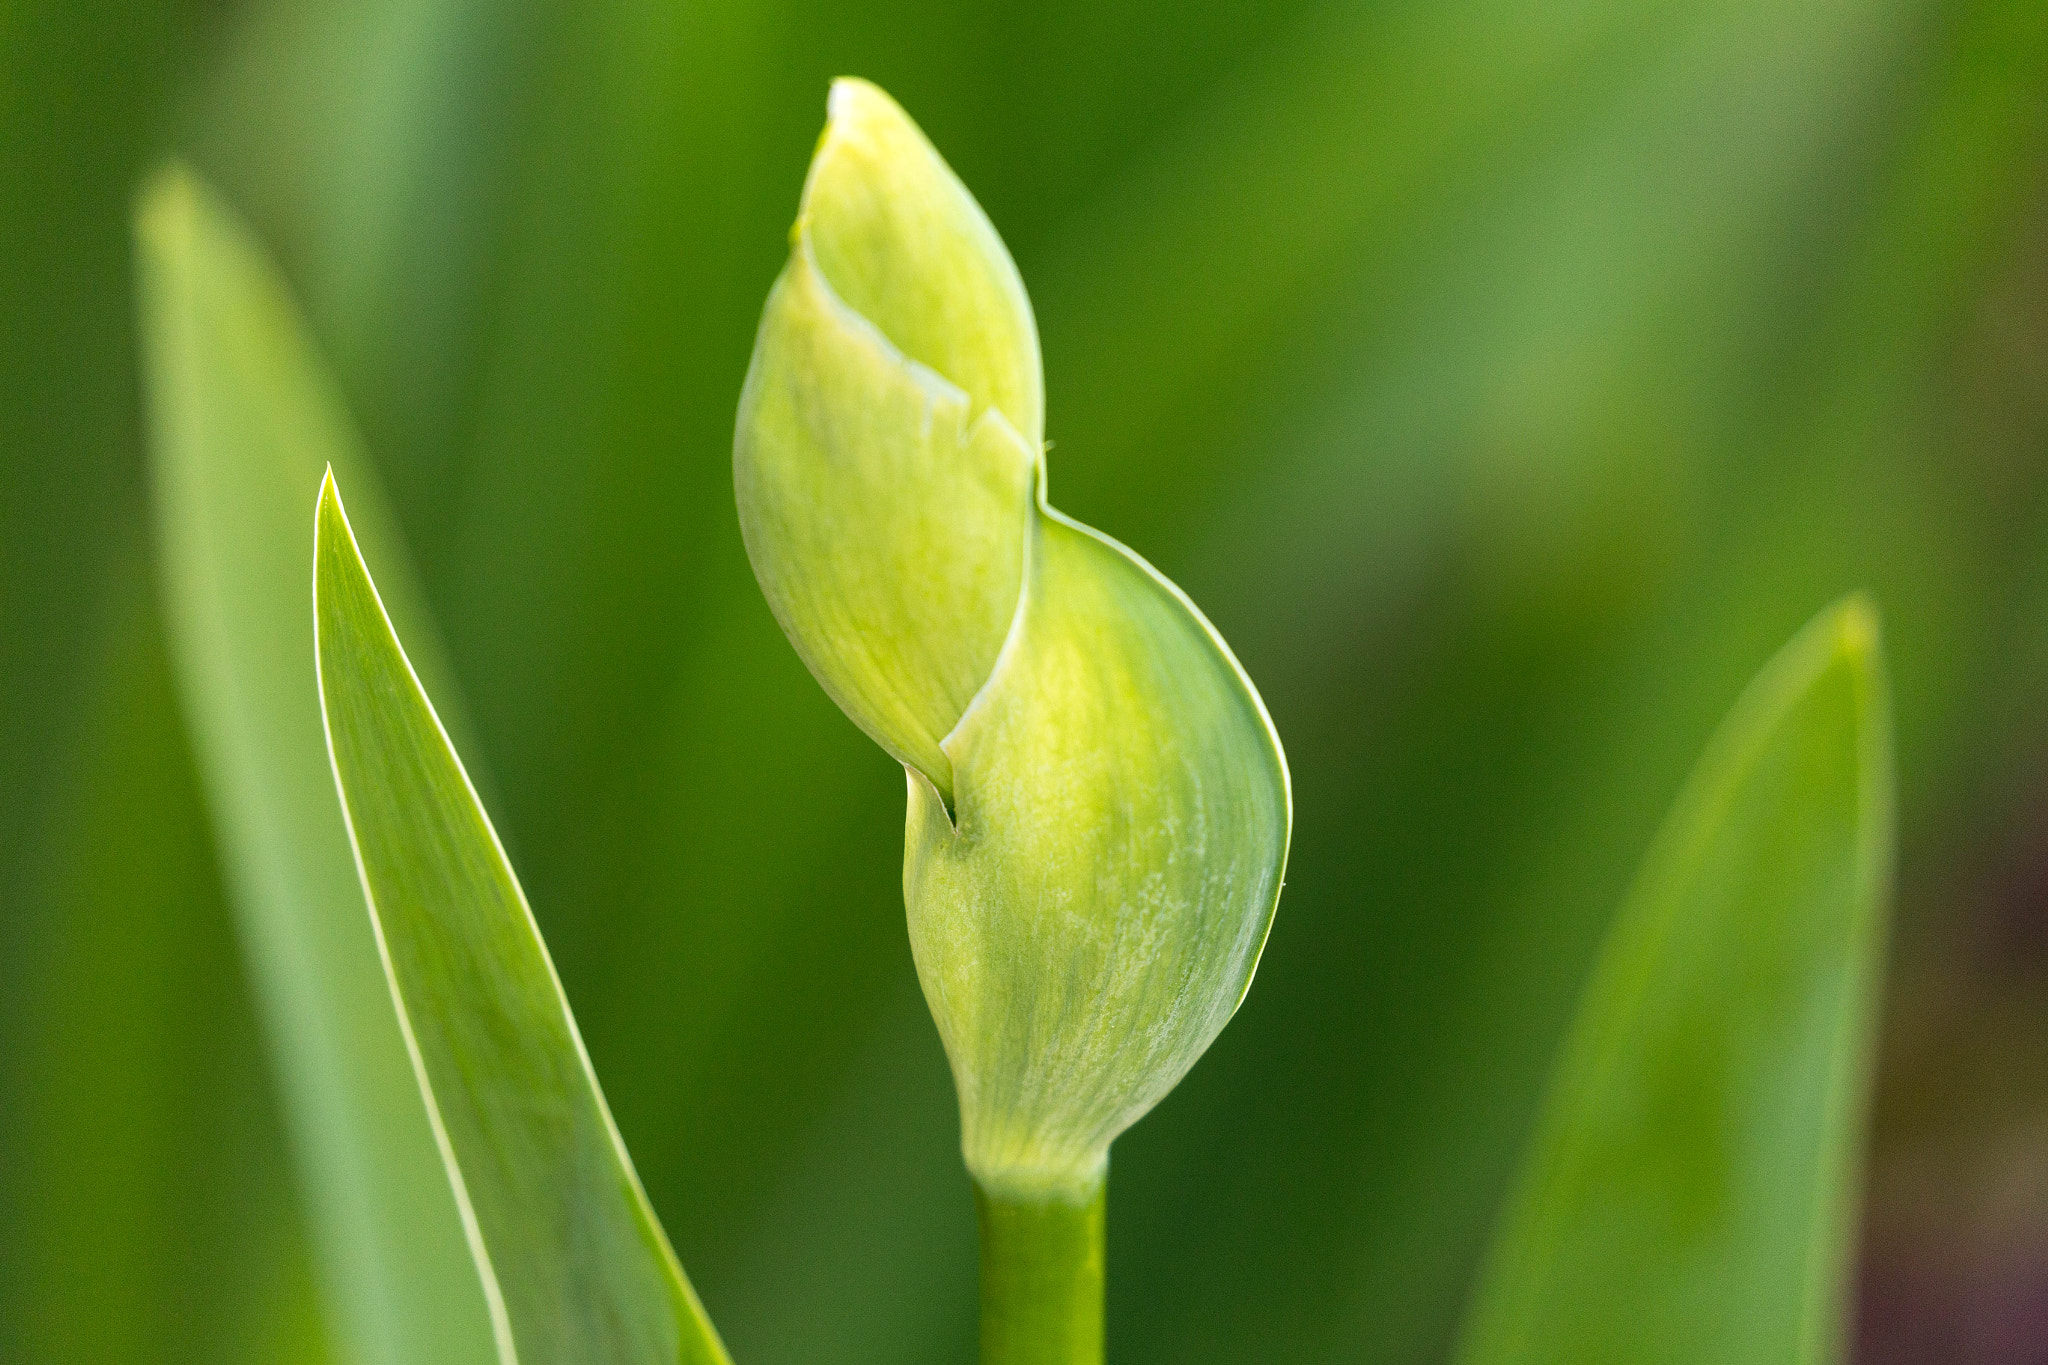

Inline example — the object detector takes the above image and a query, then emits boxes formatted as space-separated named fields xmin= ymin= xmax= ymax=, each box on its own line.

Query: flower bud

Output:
xmin=736 ymin=80 xmax=1291 ymax=1199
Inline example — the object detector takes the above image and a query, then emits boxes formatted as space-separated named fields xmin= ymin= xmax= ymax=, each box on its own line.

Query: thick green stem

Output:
xmin=975 ymin=1174 xmax=1106 ymax=1365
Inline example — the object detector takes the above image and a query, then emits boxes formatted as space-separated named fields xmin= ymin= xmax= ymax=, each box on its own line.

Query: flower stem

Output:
xmin=975 ymin=1174 xmax=1106 ymax=1365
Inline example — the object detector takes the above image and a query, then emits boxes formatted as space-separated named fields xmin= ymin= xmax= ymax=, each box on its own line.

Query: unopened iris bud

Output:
xmin=735 ymin=79 xmax=1290 ymax=1202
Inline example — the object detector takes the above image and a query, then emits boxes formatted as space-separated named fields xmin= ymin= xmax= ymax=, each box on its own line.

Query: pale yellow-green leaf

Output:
xmin=315 ymin=473 xmax=731 ymax=1365
xmin=735 ymin=80 xmax=1041 ymax=801
xmin=1454 ymin=597 xmax=1894 ymax=1365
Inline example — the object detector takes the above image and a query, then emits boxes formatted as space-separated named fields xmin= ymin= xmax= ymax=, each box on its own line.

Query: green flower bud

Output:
xmin=736 ymin=80 xmax=1290 ymax=1200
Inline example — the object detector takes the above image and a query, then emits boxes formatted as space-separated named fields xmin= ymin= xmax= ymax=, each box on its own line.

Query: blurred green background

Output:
xmin=5 ymin=0 xmax=2048 ymax=1361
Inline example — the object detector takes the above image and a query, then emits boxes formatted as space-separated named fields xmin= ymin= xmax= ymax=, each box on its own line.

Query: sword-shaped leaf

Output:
xmin=315 ymin=476 xmax=730 ymax=1365
xmin=1454 ymin=596 xmax=1895 ymax=1365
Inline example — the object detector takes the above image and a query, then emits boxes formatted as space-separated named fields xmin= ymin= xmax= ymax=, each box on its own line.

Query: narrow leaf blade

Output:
xmin=1454 ymin=596 xmax=1895 ymax=1365
xmin=314 ymin=473 xmax=730 ymax=1365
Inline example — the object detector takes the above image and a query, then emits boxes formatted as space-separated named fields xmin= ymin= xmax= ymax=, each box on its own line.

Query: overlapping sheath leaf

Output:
xmin=1454 ymin=597 xmax=1894 ymax=1365
xmin=737 ymin=81 xmax=1291 ymax=1197
xmin=137 ymin=165 xmax=497 ymax=1365
xmin=907 ymin=505 xmax=1290 ymax=1194
xmin=315 ymin=474 xmax=730 ymax=1365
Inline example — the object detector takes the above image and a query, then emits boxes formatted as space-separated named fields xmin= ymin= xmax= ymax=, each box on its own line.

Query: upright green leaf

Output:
xmin=1453 ymin=596 xmax=1895 ymax=1365
xmin=136 ymin=164 xmax=498 ymax=1365
xmin=315 ymin=472 xmax=731 ymax=1365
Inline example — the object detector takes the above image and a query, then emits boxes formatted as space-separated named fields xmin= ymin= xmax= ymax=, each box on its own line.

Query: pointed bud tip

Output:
xmin=826 ymin=76 xmax=892 ymax=126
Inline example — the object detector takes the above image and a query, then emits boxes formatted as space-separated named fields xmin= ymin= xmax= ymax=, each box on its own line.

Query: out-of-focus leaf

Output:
xmin=7 ymin=542 xmax=331 ymax=1365
xmin=191 ymin=0 xmax=554 ymax=559
xmin=315 ymin=471 xmax=731 ymax=1365
xmin=135 ymin=164 xmax=498 ymax=1365
xmin=0 ymin=3 xmax=321 ymax=1358
xmin=1453 ymin=596 xmax=1895 ymax=1365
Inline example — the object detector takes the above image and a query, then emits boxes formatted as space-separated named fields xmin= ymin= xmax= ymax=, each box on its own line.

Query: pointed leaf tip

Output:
xmin=316 ymin=472 xmax=730 ymax=1365
xmin=1839 ymin=588 xmax=1884 ymax=676
xmin=134 ymin=161 xmax=200 ymax=257
xmin=1454 ymin=596 xmax=1895 ymax=1365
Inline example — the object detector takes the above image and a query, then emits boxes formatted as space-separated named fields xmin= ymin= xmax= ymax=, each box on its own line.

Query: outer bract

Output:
xmin=909 ymin=506 xmax=1289 ymax=1196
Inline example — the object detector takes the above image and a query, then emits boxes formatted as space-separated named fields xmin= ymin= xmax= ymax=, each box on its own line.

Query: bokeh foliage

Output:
xmin=138 ymin=165 xmax=498 ymax=1365
xmin=1457 ymin=598 xmax=1893 ymax=1365
xmin=4 ymin=0 xmax=2047 ymax=1363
